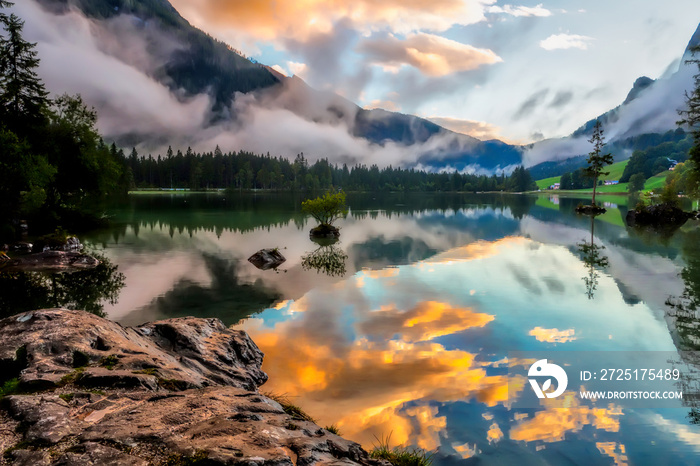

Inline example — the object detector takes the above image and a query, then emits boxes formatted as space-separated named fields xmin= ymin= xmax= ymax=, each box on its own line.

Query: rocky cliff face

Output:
xmin=0 ymin=309 xmax=384 ymax=466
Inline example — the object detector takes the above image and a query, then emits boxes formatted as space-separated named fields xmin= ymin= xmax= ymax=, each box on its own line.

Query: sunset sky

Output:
xmin=169 ymin=0 xmax=700 ymax=143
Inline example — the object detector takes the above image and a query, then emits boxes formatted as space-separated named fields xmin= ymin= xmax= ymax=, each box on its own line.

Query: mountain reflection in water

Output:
xmin=39 ymin=192 xmax=700 ymax=464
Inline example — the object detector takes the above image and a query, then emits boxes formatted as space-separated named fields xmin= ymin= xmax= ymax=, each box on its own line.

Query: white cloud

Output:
xmin=271 ymin=64 xmax=289 ymax=77
xmin=488 ymin=4 xmax=552 ymax=17
xmin=287 ymin=61 xmax=309 ymax=78
xmin=539 ymin=33 xmax=594 ymax=50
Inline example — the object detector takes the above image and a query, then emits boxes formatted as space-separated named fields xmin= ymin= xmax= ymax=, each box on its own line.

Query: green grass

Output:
xmin=99 ymin=355 xmax=119 ymax=370
xmin=536 ymin=176 xmax=561 ymax=190
xmin=535 ymin=160 xmax=630 ymax=190
xmin=263 ymin=392 xmax=316 ymax=422
xmin=369 ymin=434 xmax=433 ymax=466
xmin=324 ymin=424 xmax=342 ymax=435
xmin=0 ymin=378 xmax=20 ymax=397
xmin=603 ymin=159 xmax=629 ymax=180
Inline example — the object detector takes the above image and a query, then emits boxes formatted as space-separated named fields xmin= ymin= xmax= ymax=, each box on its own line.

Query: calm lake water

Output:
xmin=3 ymin=192 xmax=700 ymax=465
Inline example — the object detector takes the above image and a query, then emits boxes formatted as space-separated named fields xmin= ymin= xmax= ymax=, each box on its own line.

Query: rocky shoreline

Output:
xmin=0 ymin=309 xmax=385 ymax=466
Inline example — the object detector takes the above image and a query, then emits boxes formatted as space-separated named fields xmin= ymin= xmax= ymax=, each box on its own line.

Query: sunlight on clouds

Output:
xmin=169 ymin=0 xmax=493 ymax=42
xmin=365 ymin=99 xmax=401 ymax=111
xmin=596 ymin=442 xmax=629 ymax=466
xmin=425 ymin=237 xmax=525 ymax=264
xmin=426 ymin=116 xmax=513 ymax=142
xmin=539 ymin=33 xmax=594 ymax=50
xmin=510 ymin=393 xmax=622 ymax=443
xmin=359 ymin=301 xmax=494 ymax=342
xmin=452 ymin=442 xmax=480 ymax=459
xmin=359 ymin=32 xmax=502 ymax=77
xmin=529 ymin=326 xmax=576 ymax=343
xmin=487 ymin=421 xmax=504 ymax=443
xmin=239 ymin=290 xmax=509 ymax=449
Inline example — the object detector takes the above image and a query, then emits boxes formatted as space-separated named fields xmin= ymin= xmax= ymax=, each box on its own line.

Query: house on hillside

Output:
xmin=549 ymin=183 xmax=560 ymax=190
xmin=603 ymin=180 xmax=619 ymax=186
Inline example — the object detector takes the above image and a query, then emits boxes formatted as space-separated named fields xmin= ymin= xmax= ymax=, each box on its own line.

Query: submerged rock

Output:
xmin=35 ymin=235 xmax=83 ymax=253
xmin=0 ymin=309 xmax=383 ymax=466
xmin=248 ymin=248 xmax=286 ymax=270
xmin=0 ymin=250 xmax=99 ymax=273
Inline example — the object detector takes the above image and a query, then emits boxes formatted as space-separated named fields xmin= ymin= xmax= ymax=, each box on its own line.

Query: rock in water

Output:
xmin=0 ymin=250 xmax=99 ymax=273
xmin=625 ymin=203 xmax=692 ymax=228
xmin=248 ymin=248 xmax=286 ymax=270
xmin=0 ymin=309 xmax=384 ymax=466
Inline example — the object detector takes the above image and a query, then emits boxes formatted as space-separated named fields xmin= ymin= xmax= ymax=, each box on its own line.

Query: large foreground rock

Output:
xmin=0 ymin=310 xmax=384 ymax=466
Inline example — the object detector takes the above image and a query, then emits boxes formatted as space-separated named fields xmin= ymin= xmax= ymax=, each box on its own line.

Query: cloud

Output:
xmin=169 ymin=0 xmax=492 ymax=43
xmin=539 ymin=33 xmax=594 ymax=50
xmin=529 ymin=326 xmax=576 ymax=343
xmin=488 ymin=4 xmax=552 ymax=17
xmin=358 ymin=301 xmax=494 ymax=342
xmin=513 ymin=89 xmax=548 ymax=120
xmin=427 ymin=117 xmax=507 ymax=141
xmin=19 ymin=0 xmax=509 ymax=171
xmin=549 ymin=90 xmax=574 ymax=108
xmin=358 ymin=32 xmax=502 ymax=77
xmin=510 ymin=393 xmax=622 ymax=443
xmin=365 ymin=99 xmax=401 ymax=111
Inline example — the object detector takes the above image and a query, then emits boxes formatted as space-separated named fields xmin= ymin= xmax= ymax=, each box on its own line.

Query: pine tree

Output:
xmin=584 ymin=121 xmax=614 ymax=206
xmin=678 ymin=45 xmax=700 ymax=196
xmin=0 ymin=12 xmax=49 ymax=130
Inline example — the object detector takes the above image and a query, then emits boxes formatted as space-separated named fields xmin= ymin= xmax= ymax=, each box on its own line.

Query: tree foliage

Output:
xmin=584 ymin=121 xmax=614 ymax=205
xmin=302 ymin=190 xmax=348 ymax=227
xmin=628 ymin=173 xmax=646 ymax=193
xmin=0 ymin=11 xmax=48 ymax=131
xmin=0 ymin=3 xmax=129 ymax=239
xmin=678 ymin=45 xmax=700 ymax=196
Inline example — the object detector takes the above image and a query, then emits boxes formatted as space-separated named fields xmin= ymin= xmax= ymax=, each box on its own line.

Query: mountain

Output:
xmin=526 ymin=22 xmax=700 ymax=176
xmin=26 ymin=0 xmax=523 ymax=173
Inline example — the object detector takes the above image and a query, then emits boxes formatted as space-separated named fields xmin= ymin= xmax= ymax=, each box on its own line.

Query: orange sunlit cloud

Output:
xmin=529 ymin=326 xmax=577 ymax=343
xmin=510 ymin=393 xmax=623 ymax=443
xmin=359 ymin=32 xmax=502 ymax=77
xmin=169 ymin=0 xmax=491 ymax=42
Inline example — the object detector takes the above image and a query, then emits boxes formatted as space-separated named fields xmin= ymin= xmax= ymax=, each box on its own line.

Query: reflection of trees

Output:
xmin=577 ymin=216 xmax=609 ymax=299
xmin=301 ymin=242 xmax=348 ymax=277
xmin=0 ymin=251 xmax=124 ymax=319
xmin=142 ymin=253 xmax=281 ymax=326
xmin=665 ymin=228 xmax=700 ymax=424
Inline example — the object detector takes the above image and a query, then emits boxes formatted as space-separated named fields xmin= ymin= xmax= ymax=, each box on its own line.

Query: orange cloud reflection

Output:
xmin=529 ymin=326 xmax=576 ymax=343
xmin=241 ymin=297 xmax=506 ymax=448
xmin=510 ymin=393 xmax=622 ymax=443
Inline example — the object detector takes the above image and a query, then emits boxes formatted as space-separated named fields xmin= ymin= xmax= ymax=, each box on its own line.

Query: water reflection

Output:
xmin=13 ymin=192 xmax=698 ymax=465
xmin=577 ymin=215 xmax=610 ymax=299
xmin=0 ymin=251 xmax=124 ymax=318
xmin=301 ymin=238 xmax=348 ymax=277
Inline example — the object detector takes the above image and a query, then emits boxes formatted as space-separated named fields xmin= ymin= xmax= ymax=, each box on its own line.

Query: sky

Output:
xmin=168 ymin=0 xmax=700 ymax=144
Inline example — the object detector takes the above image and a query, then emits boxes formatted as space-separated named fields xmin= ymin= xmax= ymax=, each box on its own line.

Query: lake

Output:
xmin=2 ymin=192 xmax=700 ymax=465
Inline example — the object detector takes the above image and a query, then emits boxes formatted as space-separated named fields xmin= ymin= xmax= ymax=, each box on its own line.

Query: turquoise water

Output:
xmin=4 ymin=192 xmax=700 ymax=464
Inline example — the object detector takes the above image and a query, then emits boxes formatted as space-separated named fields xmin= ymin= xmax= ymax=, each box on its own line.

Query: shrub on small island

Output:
xmin=301 ymin=190 xmax=348 ymax=238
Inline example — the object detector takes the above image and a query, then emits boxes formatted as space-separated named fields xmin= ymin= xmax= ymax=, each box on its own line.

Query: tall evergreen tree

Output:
xmin=584 ymin=121 xmax=614 ymax=206
xmin=678 ymin=45 xmax=700 ymax=196
xmin=0 ymin=12 xmax=49 ymax=131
